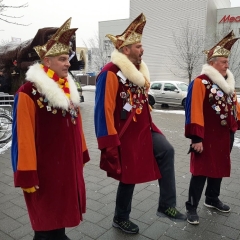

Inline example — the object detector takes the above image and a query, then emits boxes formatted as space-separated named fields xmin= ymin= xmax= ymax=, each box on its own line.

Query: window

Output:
xmin=150 ymin=83 xmax=162 ymax=90
xmin=163 ymin=83 xmax=177 ymax=91
xmin=176 ymin=83 xmax=188 ymax=91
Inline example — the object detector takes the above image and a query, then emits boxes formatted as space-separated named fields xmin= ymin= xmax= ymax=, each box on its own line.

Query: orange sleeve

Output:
xmin=190 ymin=78 xmax=206 ymax=127
xmin=104 ymin=71 xmax=119 ymax=135
xmin=17 ymin=93 xmax=37 ymax=171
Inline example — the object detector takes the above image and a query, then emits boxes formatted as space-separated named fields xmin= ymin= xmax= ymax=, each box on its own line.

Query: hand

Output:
xmin=100 ymin=146 xmax=121 ymax=174
xmin=22 ymin=185 xmax=39 ymax=193
xmin=191 ymin=142 xmax=203 ymax=153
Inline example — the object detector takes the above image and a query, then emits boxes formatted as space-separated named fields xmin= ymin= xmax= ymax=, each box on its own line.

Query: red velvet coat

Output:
xmin=94 ymin=50 xmax=161 ymax=184
xmin=185 ymin=65 xmax=240 ymax=178
xmin=11 ymin=63 xmax=90 ymax=231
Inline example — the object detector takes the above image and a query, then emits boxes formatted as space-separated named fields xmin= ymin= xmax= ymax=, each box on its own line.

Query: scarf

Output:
xmin=41 ymin=64 xmax=70 ymax=99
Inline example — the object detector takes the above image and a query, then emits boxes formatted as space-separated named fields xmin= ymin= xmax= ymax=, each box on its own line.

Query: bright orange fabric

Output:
xmin=17 ymin=93 xmax=37 ymax=171
xmin=191 ymin=78 xmax=206 ymax=127
xmin=77 ymin=108 xmax=88 ymax=153
xmin=104 ymin=71 xmax=119 ymax=135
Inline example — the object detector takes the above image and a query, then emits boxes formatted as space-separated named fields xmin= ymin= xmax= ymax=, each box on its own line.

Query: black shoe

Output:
xmin=186 ymin=209 xmax=199 ymax=225
xmin=157 ymin=207 xmax=187 ymax=221
xmin=204 ymin=200 xmax=230 ymax=213
xmin=112 ymin=218 xmax=139 ymax=234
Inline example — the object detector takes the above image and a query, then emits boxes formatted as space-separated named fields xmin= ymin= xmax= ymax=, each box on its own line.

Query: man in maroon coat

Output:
xmin=185 ymin=30 xmax=240 ymax=225
xmin=94 ymin=13 xmax=186 ymax=234
xmin=11 ymin=18 xmax=90 ymax=240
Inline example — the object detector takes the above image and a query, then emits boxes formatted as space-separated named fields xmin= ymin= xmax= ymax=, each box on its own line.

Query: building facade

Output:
xmin=99 ymin=0 xmax=240 ymax=86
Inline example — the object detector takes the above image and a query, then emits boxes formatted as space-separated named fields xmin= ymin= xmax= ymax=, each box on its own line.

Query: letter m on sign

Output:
xmin=219 ymin=15 xmax=230 ymax=23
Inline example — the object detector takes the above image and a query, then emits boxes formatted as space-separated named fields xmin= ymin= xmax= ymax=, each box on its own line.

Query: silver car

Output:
xmin=148 ymin=80 xmax=188 ymax=108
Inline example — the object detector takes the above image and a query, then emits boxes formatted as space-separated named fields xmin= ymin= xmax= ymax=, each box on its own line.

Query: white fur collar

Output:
xmin=201 ymin=64 xmax=235 ymax=95
xmin=111 ymin=49 xmax=150 ymax=87
xmin=26 ymin=63 xmax=80 ymax=110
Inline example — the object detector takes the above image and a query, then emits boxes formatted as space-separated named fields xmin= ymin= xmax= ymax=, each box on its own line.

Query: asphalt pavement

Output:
xmin=1 ymin=90 xmax=240 ymax=240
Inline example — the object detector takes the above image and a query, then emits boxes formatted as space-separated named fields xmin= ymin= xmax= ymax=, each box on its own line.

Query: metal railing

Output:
xmin=0 ymin=93 xmax=14 ymax=116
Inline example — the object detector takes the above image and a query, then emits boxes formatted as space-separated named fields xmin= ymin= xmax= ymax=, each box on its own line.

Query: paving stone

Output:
xmin=2 ymin=205 xmax=27 ymax=219
xmin=206 ymin=222 xmax=240 ymax=239
xmin=1 ymin=92 xmax=240 ymax=240
xmin=86 ymin=198 xmax=105 ymax=211
xmin=142 ymin=221 xmax=170 ymax=239
xmin=0 ymin=217 xmax=22 ymax=233
xmin=76 ymin=220 xmax=106 ymax=239
xmin=9 ymin=223 xmax=32 ymax=239
xmin=83 ymin=208 xmax=105 ymax=224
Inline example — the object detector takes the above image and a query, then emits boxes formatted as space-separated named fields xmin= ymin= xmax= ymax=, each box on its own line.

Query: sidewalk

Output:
xmin=1 ymin=93 xmax=240 ymax=240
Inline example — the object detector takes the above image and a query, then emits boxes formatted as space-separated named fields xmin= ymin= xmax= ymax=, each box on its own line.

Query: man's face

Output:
xmin=44 ymin=54 xmax=70 ymax=78
xmin=123 ymin=43 xmax=144 ymax=65
xmin=0 ymin=71 xmax=3 ymax=76
xmin=210 ymin=57 xmax=229 ymax=77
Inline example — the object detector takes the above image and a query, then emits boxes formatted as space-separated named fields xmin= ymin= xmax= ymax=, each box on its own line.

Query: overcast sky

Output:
xmin=0 ymin=0 xmax=239 ymax=46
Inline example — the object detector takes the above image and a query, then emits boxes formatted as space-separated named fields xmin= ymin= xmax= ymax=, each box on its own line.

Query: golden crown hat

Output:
xmin=34 ymin=17 xmax=78 ymax=59
xmin=106 ymin=13 xmax=146 ymax=50
xmin=203 ymin=30 xmax=239 ymax=61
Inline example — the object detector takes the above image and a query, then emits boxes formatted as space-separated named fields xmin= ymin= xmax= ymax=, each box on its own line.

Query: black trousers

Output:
xmin=114 ymin=132 xmax=176 ymax=220
xmin=34 ymin=228 xmax=67 ymax=240
xmin=186 ymin=132 xmax=234 ymax=211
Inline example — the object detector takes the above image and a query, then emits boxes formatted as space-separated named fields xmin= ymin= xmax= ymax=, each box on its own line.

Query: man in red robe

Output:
xmin=11 ymin=18 xmax=90 ymax=240
xmin=94 ymin=13 xmax=186 ymax=234
xmin=185 ymin=30 xmax=240 ymax=225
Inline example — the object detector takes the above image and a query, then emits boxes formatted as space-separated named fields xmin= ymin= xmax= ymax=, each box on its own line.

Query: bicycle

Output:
xmin=0 ymin=113 xmax=13 ymax=143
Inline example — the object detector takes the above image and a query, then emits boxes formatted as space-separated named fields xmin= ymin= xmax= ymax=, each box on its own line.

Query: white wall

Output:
xmin=130 ymin=0 xmax=210 ymax=82
xmin=98 ymin=0 xmax=232 ymax=83
xmin=217 ymin=7 xmax=240 ymax=86
xmin=99 ymin=19 xmax=129 ymax=46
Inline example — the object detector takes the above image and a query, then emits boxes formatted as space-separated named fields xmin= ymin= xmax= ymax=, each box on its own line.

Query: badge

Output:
xmin=123 ymin=102 xmax=132 ymax=112
xmin=136 ymin=108 xmax=142 ymax=114
xmin=71 ymin=118 xmax=76 ymax=125
xmin=120 ymin=92 xmax=127 ymax=99
xmin=211 ymin=88 xmax=217 ymax=94
xmin=37 ymin=100 xmax=44 ymax=108
xmin=215 ymin=106 xmax=220 ymax=112
xmin=221 ymin=120 xmax=227 ymax=126
xmin=217 ymin=90 xmax=223 ymax=97
xmin=62 ymin=110 xmax=66 ymax=117
xmin=220 ymin=114 xmax=225 ymax=119
xmin=32 ymin=88 xmax=37 ymax=95
xmin=212 ymin=84 xmax=218 ymax=89
xmin=202 ymin=80 xmax=208 ymax=84
xmin=46 ymin=106 xmax=52 ymax=111
xmin=52 ymin=109 xmax=57 ymax=114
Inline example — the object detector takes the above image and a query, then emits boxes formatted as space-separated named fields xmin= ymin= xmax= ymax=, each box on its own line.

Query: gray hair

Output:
xmin=208 ymin=57 xmax=219 ymax=64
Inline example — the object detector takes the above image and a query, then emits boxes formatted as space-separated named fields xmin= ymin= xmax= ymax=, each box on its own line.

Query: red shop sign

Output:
xmin=219 ymin=15 xmax=240 ymax=23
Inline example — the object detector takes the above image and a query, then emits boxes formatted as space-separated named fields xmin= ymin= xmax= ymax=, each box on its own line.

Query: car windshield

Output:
xmin=176 ymin=83 xmax=188 ymax=91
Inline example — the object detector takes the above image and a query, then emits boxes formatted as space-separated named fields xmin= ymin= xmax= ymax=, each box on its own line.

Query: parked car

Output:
xmin=148 ymin=80 xmax=188 ymax=108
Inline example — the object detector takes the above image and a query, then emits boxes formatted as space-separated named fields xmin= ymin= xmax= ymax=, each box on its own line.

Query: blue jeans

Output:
xmin=114 ymin=132 xmax=176 ymax=220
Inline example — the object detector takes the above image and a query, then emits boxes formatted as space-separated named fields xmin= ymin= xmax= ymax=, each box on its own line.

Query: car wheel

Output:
xmin=182 ymin=98 xmax=186 ymax=109
xmin=148 ymin=94 xmax=155 ymax=107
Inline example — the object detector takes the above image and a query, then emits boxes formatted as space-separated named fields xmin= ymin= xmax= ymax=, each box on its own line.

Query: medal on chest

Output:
xmin=202 ymin=79 xmax=236 ymax=126
xmin=31 ymin=86 xmax=78 ymax=124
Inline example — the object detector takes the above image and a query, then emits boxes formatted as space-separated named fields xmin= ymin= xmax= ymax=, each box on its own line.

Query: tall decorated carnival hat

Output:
xmin=34 ymin=17 xmax=77 ymax=59
xmin=106 ymin=13 xmax=146 ymax=49
xmin=203 ymin=30 xmax=239 ymax=61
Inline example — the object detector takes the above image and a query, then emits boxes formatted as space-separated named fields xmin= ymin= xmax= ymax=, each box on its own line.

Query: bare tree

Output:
xmin=170 ymin=20 xmax=205 ymax=84
xmin=0 ymin=0 xmax=29 ymax=26
xmin=84 ymin=34 xmax=114 ymax=73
